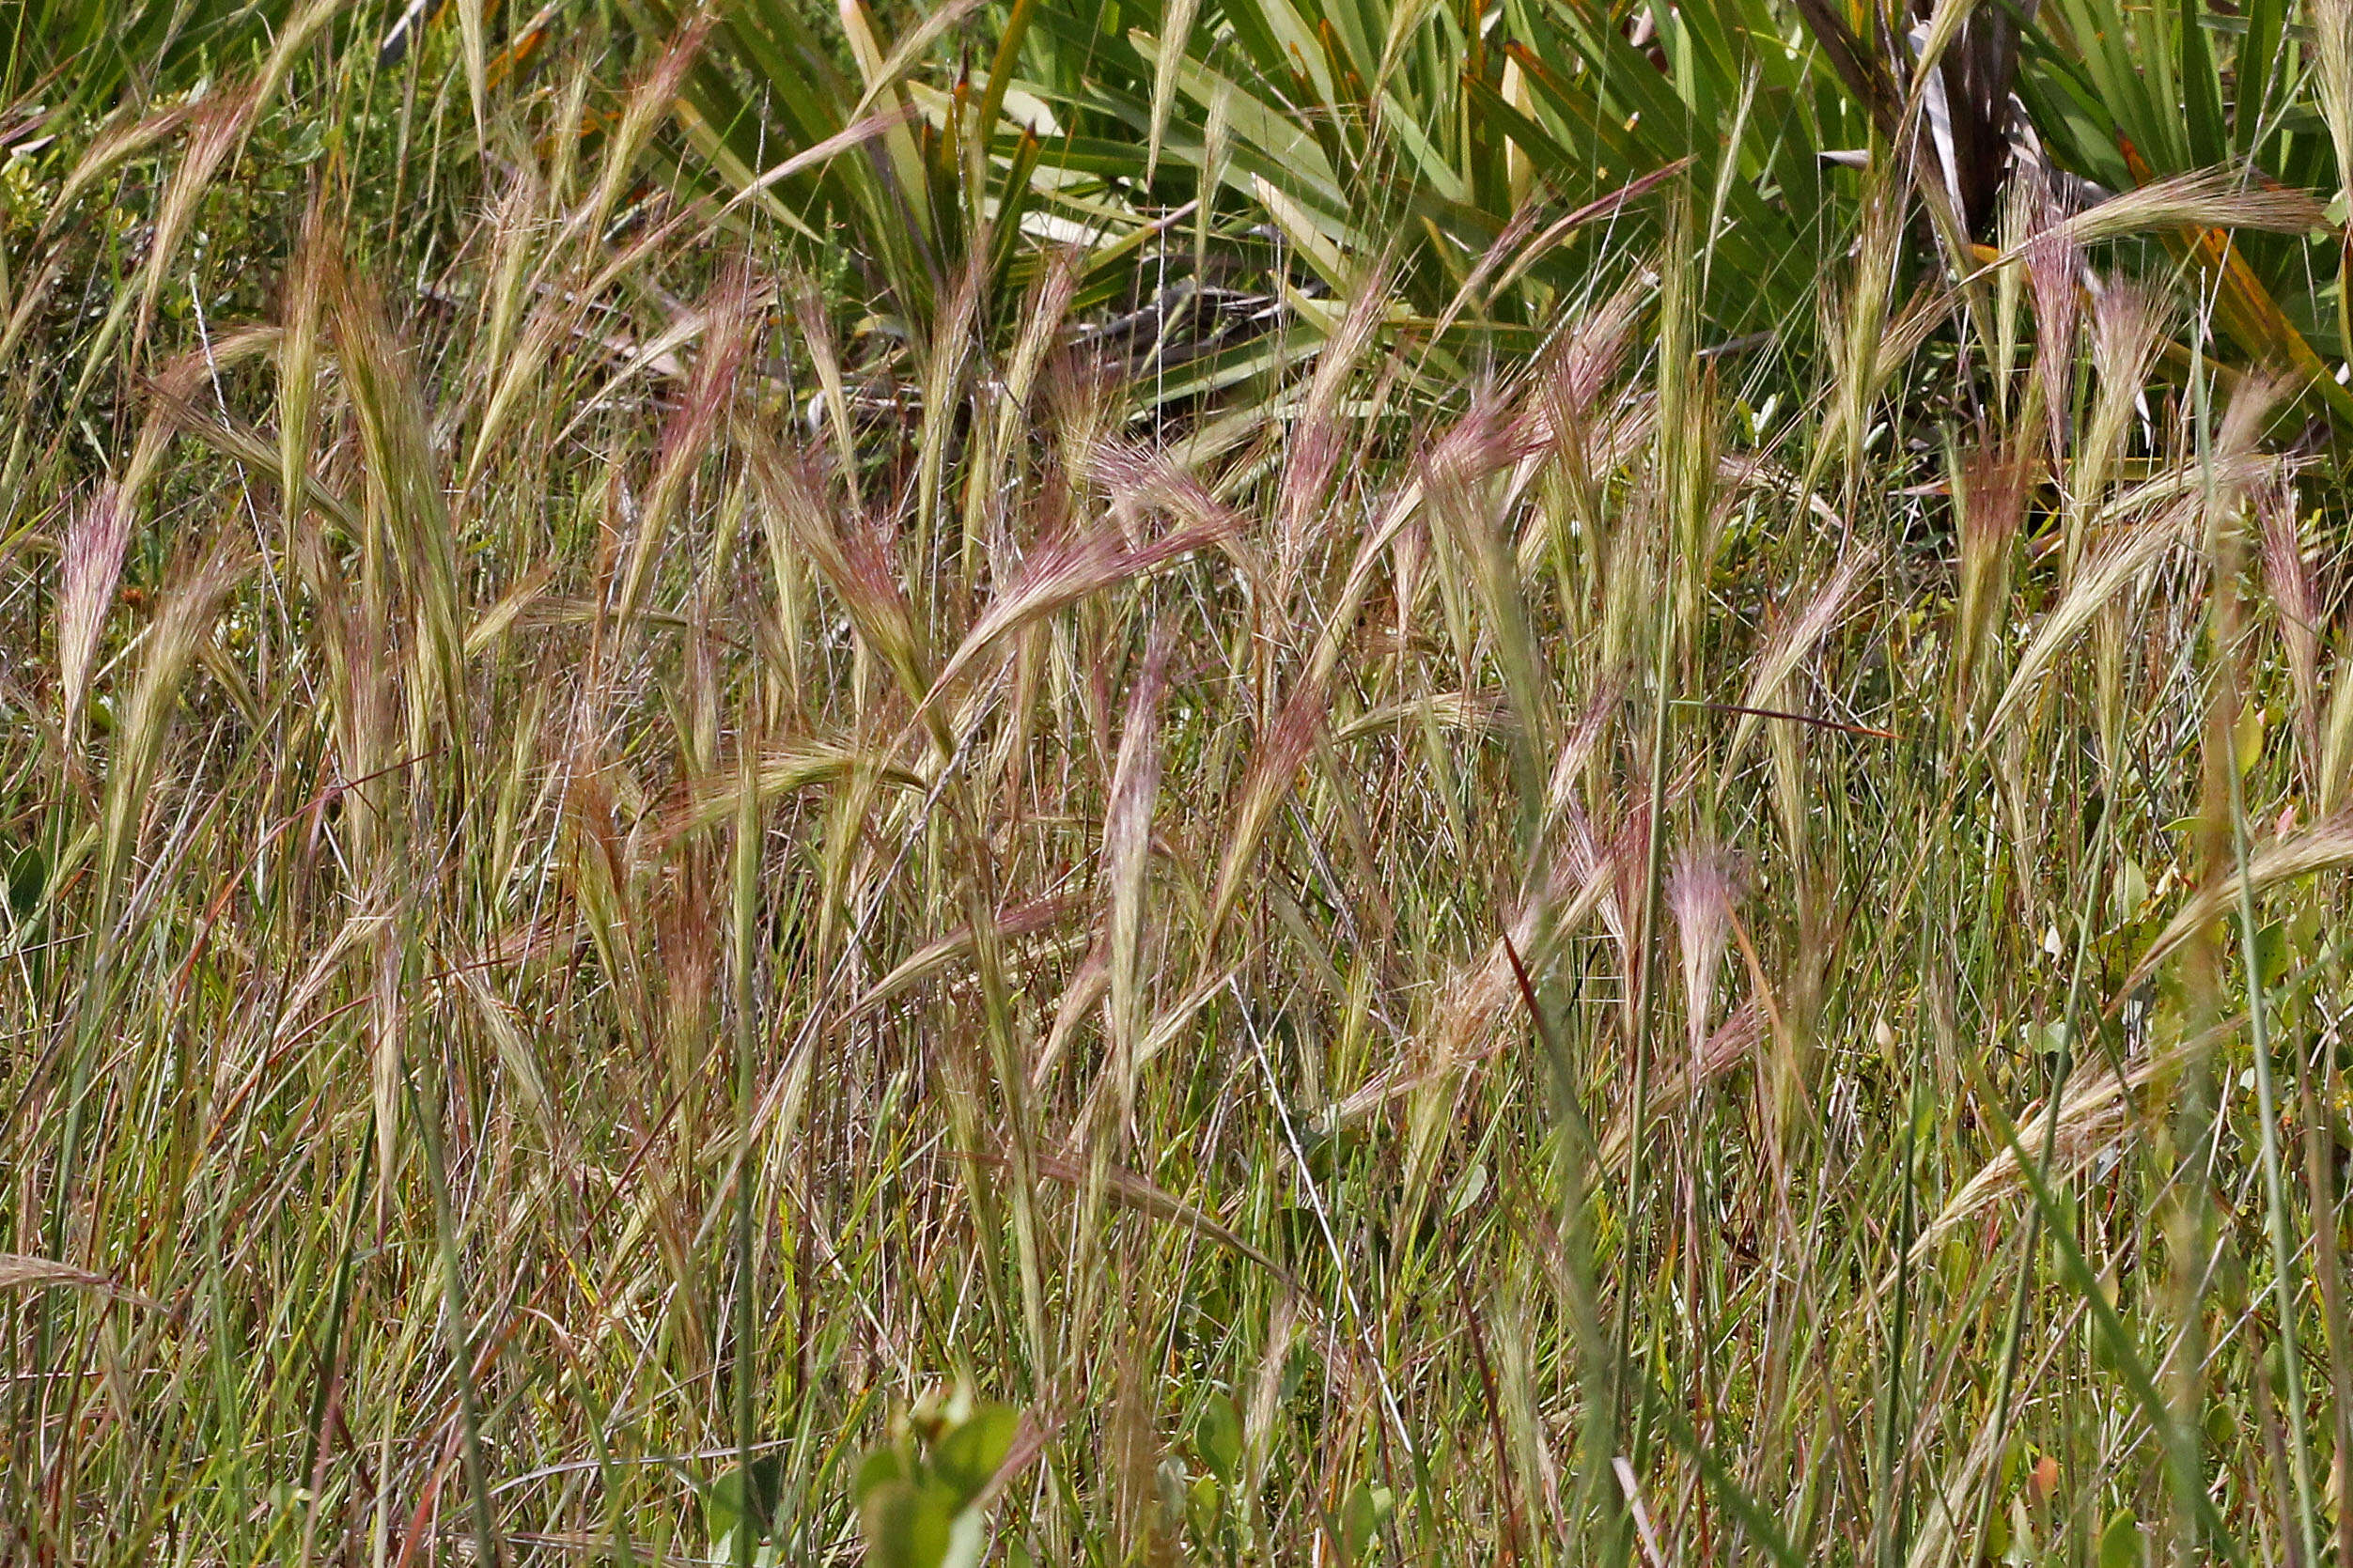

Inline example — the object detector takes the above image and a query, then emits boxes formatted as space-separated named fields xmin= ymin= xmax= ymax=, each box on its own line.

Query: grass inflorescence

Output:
xmin=9 ymin=2 xmax=2353 ymax=1564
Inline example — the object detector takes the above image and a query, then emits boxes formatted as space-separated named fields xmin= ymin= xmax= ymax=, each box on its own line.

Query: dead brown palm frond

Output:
xmin=1907 ymin=0 xmax=2023 ymax=240
xmin=1789 ymin=0 xmax=1900 ymax=135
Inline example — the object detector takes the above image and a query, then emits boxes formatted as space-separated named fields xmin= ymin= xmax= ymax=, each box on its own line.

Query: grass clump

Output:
xmin=9 ymin=3 xmax=2353 ymax=1565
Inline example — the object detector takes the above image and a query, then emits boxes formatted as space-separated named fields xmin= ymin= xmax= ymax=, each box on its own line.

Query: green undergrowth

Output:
xmin=9 ymin=3 xmax=2353 ymax=1566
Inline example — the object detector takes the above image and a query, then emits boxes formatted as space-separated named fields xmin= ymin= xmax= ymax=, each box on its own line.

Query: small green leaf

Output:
xmin=939 ymin=1504 xmax=989 ymax=1568
xmin=855 ymin=1446 xmax=911 ymax=1505
xmin=707 ymin=1477 xmax=742 ymax=1542
xmin=5 ymin=846 xmax=44 ymax=918
xmin=1446 ymin=1161 xmax=1488 ymax=1218
xmin=2235 ymin=701 xmax=2266 ymax=775
xmin=1985 ymin=1503 xmax=2010 ymax=1560
xmin=2111 ymin=857 xmax=2148 ymax=924
xmin=1189 ymin=1471 xmax=1223 ymax=1528
xmin=1340 ymin=1479 xmax=1392 ymax=1563
xmin=1276 ymin=1205 xmax=1321 ymax=1261
xmin=2254 ymin=921 xmax=2290 ymax=992
xmin=862 ymin=1477 xmax=958 ymax=1568
xmin=2099 ymin=1506 xmax=2143 ymax=1568
xmin=930 ymin=1402 xmax=1020 ymax=1504
xmin=707 ymin=1455 xmax=785 ymax=1540
xmin=1195 ymin=1391 xmax=1243 ymax=1483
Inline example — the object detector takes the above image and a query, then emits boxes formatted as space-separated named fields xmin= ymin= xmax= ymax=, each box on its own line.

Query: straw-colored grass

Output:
xmin=9 ymin=6 xmax=2353 ymax=1566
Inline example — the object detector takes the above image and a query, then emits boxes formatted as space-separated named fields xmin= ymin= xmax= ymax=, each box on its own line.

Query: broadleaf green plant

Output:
xmin=854 ymin=1391 xmax=1023 ymax=1568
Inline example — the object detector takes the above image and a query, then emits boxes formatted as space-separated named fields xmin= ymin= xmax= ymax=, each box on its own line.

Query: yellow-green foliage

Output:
xmin=8 ymin=5 xmax=2353 ymax=1566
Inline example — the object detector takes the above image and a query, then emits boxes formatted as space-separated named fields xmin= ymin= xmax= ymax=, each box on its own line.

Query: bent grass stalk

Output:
xmin=10 ymin=11 xmax=2353 ymax=1563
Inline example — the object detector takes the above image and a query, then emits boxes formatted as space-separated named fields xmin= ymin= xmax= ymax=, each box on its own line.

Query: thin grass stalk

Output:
xmin=299 ymin=1133 xmax=372 ymax=1562
xmin=732 ymin=722 xmax=761 ymax=1568
xmin=2225 ymin=584 xmax=2321 ymax=1568
xmin=1506 ymin=935 xmax=1615 ymax=1542
xmin=1873 ymin=1074 xmax=1920 ymax=1568
xmin=1962 ymin=821 xmax=2108 ymax=1562
xmin=388 ymin=909 xmax=502 ymax=1568
xmin=2172 ymin=338 xmax=2233 ymax=1563
xmin=2293 ymin=947 xmax=2353 ymax=1568
xmin=1612 ymin=208 xmax=1695 ymax=1515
